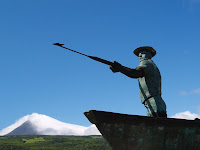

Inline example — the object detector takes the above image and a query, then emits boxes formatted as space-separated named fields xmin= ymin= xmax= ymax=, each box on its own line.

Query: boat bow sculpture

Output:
xmin=84 ymin=110 xmax=200 ymax=150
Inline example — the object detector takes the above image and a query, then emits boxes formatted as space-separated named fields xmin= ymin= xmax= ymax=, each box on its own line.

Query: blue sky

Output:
xmin=0 ymin=0 xmax=200 ymax=129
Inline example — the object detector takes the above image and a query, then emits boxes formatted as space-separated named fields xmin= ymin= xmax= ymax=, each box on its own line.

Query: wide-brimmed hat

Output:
xmin=133 ymin=46 xmax=156 ymax=57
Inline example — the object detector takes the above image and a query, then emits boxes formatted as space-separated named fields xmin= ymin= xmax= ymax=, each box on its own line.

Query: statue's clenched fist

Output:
xmin=110 ymin=61 xmax=122 ymax=73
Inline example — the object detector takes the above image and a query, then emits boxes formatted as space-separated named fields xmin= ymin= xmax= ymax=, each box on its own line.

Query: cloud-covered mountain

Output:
xmin=0 ymin=113 xmax=101 ymax=136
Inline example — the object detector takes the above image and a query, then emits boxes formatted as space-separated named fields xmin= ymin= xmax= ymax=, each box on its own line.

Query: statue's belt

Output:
xmin=142 ymin=94 xmax=161 ymax=104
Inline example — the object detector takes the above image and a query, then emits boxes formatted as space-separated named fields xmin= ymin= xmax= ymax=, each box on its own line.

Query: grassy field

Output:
xmin=0 ymin=135 xmax=112 ymax=150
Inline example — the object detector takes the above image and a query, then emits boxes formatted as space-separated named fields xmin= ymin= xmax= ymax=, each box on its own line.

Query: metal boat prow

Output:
xmin=84 ymin=110 xmax=200 ymax=150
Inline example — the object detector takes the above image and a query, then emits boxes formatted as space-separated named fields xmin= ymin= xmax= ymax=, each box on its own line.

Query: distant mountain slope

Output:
xmin=0 ymin=113 xmax=100 ymax=136
xmin=7 ymin=121 xmax=39 ymax=135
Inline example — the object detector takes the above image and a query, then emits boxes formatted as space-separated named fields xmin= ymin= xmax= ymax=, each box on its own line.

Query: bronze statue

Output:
xmin=54 ymin=43 xmax=167 ymax=117
xmin=110 ymin=46 xmax=167 ymax=117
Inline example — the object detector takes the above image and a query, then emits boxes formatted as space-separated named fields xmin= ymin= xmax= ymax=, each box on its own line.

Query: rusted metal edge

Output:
xmin=84 ymin=110 xmax=200 ymax=127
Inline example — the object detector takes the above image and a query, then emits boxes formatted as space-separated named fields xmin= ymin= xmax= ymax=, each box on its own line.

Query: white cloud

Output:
xmin=84 ymin=124 xmax=101 ymax=135
xmin=0 ymin=113 xmax=101 ymax=136
xmin=179 ymin=91 xmax=188 ymax=95
xmin=179 ymin=88 xmax=200 ymax=95
xmin=0 ymin=115 xmax=29 ymax=136
xmin=192 ymin=88 xmax=200 ymax=94
xmin=171 ymin=111 xmax=200 ymax=120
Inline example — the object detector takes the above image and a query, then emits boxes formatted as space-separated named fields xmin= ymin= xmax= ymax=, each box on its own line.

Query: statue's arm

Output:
xmin=119 ymin=66 xmax=144 ymax=78
xmin=110 ymin=61 xmax=144 ymax=78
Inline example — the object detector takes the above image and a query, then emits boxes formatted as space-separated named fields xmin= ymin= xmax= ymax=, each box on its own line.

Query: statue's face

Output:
xmin=138 ymin=50 xmax=152 ymax=61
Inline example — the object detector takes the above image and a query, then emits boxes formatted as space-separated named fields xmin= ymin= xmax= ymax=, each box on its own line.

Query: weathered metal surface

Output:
xmin=84 ymin=110 xmax=200 ymax=150
xmin=110 ymin=48 xmax=167 ymax=117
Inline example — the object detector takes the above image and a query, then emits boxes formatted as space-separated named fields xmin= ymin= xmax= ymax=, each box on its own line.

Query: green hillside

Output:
xmin=0 ymin=135 xmax=112 ymax=150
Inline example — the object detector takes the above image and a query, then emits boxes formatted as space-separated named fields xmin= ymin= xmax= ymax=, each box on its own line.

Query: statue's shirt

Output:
xmin=137 ymin=59 xmax=161 ymax=104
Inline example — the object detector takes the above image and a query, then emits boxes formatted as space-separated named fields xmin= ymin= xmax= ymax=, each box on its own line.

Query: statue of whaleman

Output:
xmin=53 ymin=43 xmax=167 ymax=117
xmin=110 ymin=46 xmax=167 ymax=117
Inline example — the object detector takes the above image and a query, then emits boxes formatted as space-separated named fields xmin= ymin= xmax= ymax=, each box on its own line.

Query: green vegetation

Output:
xmin=22 ymin=137 xmax=45 ymax=144
xmin=0 ymin=135 xmax=112 ymax=150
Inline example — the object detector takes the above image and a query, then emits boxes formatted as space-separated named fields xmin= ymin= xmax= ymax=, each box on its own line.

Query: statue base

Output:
xmin=84 ymin=110 xmax=200 ymax=150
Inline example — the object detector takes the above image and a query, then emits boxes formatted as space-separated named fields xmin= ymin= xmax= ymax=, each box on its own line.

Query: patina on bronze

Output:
xmin=84 ymin=110 xmax=200 ymax=150
xmin=110 ymin=46 xmax=167 ymax=117
xmin=54 ymin=43 xmax=167 ymax=117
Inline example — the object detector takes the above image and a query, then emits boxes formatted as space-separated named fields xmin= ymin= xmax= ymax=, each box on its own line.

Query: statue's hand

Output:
xmin=110 ymin=61 xmax=122 ymax=73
